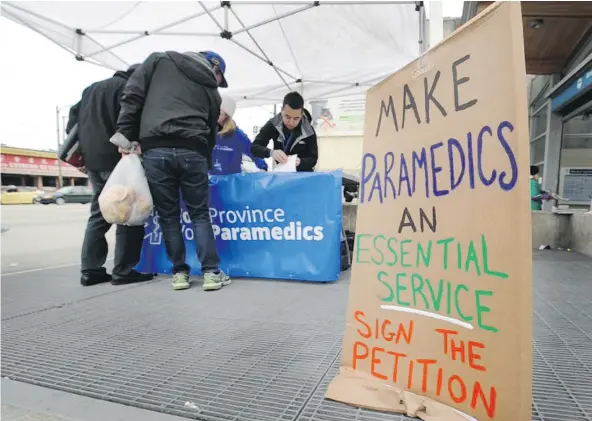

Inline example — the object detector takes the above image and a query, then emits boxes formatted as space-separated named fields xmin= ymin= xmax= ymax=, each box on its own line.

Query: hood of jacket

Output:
xmin=165 ymin=51 xmax=219 ymax=89
xmin=112 ymin=63 xmax=140 ymax=81
xmin=112 ymin=70 xmax=131 ymax=81
xmin=270 ymin=113 xmax=315 ymax=145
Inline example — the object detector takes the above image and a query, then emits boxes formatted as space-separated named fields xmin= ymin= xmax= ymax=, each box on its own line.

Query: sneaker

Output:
xmin=172 ymin=272 xmax=190 ymax=290
xmin=203 ymin=270 xmax=231 ymax=291
xmin=218 ymin=270 xmax=231 ymax=286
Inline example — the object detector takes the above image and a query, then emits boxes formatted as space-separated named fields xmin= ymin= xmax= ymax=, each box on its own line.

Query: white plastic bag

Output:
xmin=99 ymin=154 xmax=153 ymax=226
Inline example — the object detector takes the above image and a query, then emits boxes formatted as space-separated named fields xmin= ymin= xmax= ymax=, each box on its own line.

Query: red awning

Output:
xmin=0 ymin=154 xmax=87 ymax=178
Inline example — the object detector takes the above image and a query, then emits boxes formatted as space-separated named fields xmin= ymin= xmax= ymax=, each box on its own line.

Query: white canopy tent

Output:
xmin=2 ymin=1 xmax=426 ymax=106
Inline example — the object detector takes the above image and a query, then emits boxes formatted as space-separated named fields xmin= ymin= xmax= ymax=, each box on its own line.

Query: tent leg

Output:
xmin=416 ymin=2 xmax=427 ymax=54
xmin=75 ymin=31 xmax=82 ymax=57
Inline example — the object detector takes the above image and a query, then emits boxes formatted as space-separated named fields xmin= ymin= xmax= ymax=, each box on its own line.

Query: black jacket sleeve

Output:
xmin=206 ymin=90 xmax=221 ymax=169
xmin=116 ymin=53 xmax=160 ymax=141
xmin=251 ymin=120 xmax=276 ymax=158
xmin=298 ymin=132 xmax=319 ymax=171
xmin=66 ymin=99 xmax=82 ymax=134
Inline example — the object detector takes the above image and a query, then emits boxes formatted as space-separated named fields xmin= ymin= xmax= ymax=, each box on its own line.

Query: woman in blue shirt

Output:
xmin=211 ymin=96 xmax=268 ymax=175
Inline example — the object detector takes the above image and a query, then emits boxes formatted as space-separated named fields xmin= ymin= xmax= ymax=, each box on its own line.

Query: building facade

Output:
xmin=463 ymin=1 xmax=592 ymax=209
xmin=0 ymin=146 xmax=88 ymax=189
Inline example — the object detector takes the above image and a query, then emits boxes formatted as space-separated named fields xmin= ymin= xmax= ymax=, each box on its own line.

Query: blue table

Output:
xmin=136 ymin=171 xmax=343 ymax=282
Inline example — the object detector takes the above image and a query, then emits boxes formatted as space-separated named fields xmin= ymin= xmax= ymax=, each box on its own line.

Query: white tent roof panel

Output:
xmin=2 ymin=1 xmax=423 ymax=106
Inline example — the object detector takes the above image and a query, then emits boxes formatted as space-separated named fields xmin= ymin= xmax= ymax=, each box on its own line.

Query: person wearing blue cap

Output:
xmin=115 ymin=49 xmax=230 ymax=292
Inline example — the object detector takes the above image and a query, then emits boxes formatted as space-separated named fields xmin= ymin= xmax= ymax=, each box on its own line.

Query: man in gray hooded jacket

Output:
xmin=115 ymin=51 xmax=230 ymax=292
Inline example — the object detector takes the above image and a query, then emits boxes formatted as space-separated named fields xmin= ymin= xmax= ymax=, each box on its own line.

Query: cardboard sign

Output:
xmin=325 ymin=3 xmax=532 ymax=421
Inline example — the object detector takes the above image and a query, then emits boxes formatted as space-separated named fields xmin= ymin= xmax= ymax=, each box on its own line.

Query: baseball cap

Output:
xmin=201 ymin=51 xmax=228 ymax=88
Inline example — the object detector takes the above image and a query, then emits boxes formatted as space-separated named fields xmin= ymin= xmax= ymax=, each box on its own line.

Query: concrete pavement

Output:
xmin=2 ymin=380 xmax=189 ymax=421
xmin=1 ymin=204 xmax=115 ymax=275
xmin=2 ymin=205 xmax=592 ymax=421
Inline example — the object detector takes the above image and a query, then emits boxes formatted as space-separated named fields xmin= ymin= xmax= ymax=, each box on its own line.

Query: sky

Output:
xmin=0 ymin=1 xmax=463 ymax=152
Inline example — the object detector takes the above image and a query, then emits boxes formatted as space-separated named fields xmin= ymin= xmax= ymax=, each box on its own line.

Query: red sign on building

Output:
xmin=0 ymin=154 xmax=82 ymax=177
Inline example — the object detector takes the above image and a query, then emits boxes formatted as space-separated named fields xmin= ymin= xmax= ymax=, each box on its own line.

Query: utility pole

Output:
xmin=55 ymin=105 xmax=63 ymax=188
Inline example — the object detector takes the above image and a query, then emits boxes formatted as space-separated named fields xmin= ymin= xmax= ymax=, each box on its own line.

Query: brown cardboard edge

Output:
xmin=505 ymin=2 xmax=535 ymax=421
xmin=325 ymin=368 xmax=470 ymax=421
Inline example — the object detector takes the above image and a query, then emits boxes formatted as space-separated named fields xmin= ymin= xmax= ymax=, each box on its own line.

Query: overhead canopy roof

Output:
xmin=2 ymin=1 xmax=424 ymax=106
xmin=462 ymin=1 xmax=592 ymax=75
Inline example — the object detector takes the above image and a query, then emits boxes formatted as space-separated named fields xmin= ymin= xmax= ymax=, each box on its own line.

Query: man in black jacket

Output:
xmin=115 ymin=51 xmax=231 ymax=292
xmin=67 ymin=65 xmax=153 ymax=287
xmin=251 ymin=92 xmax=318 ymax=172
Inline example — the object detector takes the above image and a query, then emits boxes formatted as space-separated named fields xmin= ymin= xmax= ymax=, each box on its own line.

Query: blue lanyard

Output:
xmin=283 ymin=133 xmax=294 ymax=153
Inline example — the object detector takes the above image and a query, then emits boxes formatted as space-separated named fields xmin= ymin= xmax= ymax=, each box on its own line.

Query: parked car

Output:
xmin=36 ymin=186 xmax=93 ymax=205
xmin=1 ymin=185 xmax=44 ymax=205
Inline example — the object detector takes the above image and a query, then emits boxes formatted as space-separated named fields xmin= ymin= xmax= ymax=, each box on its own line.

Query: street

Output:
xmin=1 ymin=204 xmax=115 ymax=275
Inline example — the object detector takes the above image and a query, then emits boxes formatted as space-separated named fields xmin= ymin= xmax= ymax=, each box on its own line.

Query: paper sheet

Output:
xmin=273 ymin=155 xmax=297 ymax=173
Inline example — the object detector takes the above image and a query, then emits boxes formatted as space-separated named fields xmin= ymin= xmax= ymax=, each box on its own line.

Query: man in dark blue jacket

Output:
xmin=67 ymin=65 xmax=153 ymax=287
xmin=115 ymin=51 xmax=231 ymax=292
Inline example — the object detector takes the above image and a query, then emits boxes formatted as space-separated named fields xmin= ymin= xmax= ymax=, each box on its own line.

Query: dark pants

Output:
xmin=81 ymin=170 xmax=145 ymax=276
xmin=142 ymin=148 xmax=220 ymax=274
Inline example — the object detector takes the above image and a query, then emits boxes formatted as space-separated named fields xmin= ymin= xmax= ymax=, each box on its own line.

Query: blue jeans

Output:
xmin=143 ymin=148 xmax=220 ymax=274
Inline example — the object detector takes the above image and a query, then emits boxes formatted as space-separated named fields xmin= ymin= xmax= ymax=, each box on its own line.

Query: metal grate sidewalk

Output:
xmin=2 ymin=251 xmax=592 ymax=421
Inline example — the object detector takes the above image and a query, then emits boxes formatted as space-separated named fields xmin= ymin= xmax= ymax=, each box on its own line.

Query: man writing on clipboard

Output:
xmin=250 ymin=92 xmax=318 ymax=172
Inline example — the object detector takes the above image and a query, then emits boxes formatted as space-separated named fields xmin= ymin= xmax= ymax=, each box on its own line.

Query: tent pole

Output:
xmin=2 ymin=2 xmax=74 ymax=31
xmin=237 ymin=1 xmax=415 ymax=4
xmin=229 ymin=8 xmax=294 ymax=89
xmin=422 ymin=5 xmax=428 ymax=53
xmin=3 ymin=10 xmax=79 ymax=60
xmin=84 ymin=33 xmax=129 ymax=67
xmin=308 ymin=84 xmax=362 ymax=101
xmin=199 ymin=1 xmax=224 ymax=31
xmin=86 ymin=34 xmax=145 ymax=59
xmin=146 ymin=31 xmax=220 ymax=36
xmin=75 ymin=31 xmax=82 ymax=56
xmin=55 ymin=106 xmax=63 ymax=188
xmin=416 ymin=1 xmax=427 ymax=54
xmin=84 ymin=29 xmax=218 ymax=36
xmin=84 ymin=29 xmax=148 ymax=35
xmin=240 ymin=96 xmax=284 ymax=103
xmin=230 ymin=40 xmax=293 ymax=89
xmin=306 ymin=69 xmax=399 ymax=100
xmin=301 ymin=79 xmax=374 ymax=87
xmin=233 ymin=4 xmax=316 ymax=36
xmin=230 ymin=37 xmax=297 ymax=80
xmin=85 ymin=6 xmax=223 ymax=59
xmin=223 ymin=2 xmax=229 ymax=31
xmin=249 ymin=83 xmax=292 ymax=97
xmin=321 ymin=0 xmax=416 ymax=3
